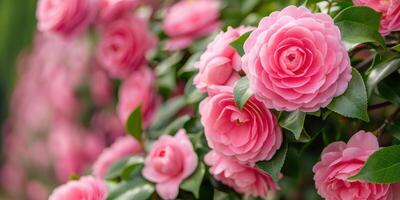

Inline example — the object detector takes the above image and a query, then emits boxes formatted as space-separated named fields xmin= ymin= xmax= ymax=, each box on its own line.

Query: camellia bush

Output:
xmin=2 ymin=0 xmax=400 ymax=199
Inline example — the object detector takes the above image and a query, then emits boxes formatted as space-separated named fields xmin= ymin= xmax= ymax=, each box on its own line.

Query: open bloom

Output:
xmin=92 ymin=136 xmax=143 ymax=178
xmin=142 ymin=129 xmax=197 ymax=200
xmin=163 ymin=0 xmax=221 ymax=51
xmin=313 ymin=131 xmax=394 ymax=200
xmin=353 ymin=0 xmax=400 ymax=36
xmin=194 ymin=26 xmax=254 ymax=92
xmin=97 ymin=15 xmax=156 ymax=79
xmin=116 ymin=66 xmax=159 ymax=128
xmin=205 ymin=151 xmax=278 ymax=198
xmin=243 ymin=6 xmax=351 ymax=112
xmin=49 ymin=176 xmax=107 ymax=200
xmin=36 ymin=0 xmax=97 ymax=37
xmin=199 ymin=86 xmax=282 ymax=164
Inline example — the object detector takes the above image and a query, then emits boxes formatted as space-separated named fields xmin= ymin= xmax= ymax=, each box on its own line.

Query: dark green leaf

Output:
xmin=156 ymin=52 xmax=183 ymax=76
xmin=231 ymin=32 xmax=251 ymax=56
xmin=377 ymin=74 xmax=400 ymax=104
xmin=387 ymin=118 xmax=400 ymax=141
xmin=178 ymin=52 xmax=202 ymax=77
xmin=392 ymin=44 xmax=400 ymax=52
xmin=107 ymin=176 xmax=154 ymax=200
xmin=350 ymin=145 xmax=400 ymax=184
xmin=367 ymin=57 xmax=400 ymax=97
xmin=148 ymin=115 xmax=191 ymax=139
xmin=233 ymin=77 xmax=252 ymax=110
xmin=184 ymin=76 xmax=206 ymax=104
xmin=105 ymin=156 xmax=144 ymax=180
xmin=150 ymin=96 xmax=186 ymax=130
xmin=279 ymin=111 xmax=306 ymax=140
xmin=256 ymin=141 xmax=288 ymax=181
xmin=126 ymin=107 xmax=142 ymax=141
xmin=181 ymin=163 xmax=206 ymax=198
xmin=334 ymin=6 xmax=385 ymax=50
xmin=327 ymin=69 xmax=369 ymax=122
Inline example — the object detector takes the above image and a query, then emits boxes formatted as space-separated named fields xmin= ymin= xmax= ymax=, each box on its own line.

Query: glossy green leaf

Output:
xmin=350 ymin=145 xmax=400 ymax=184
xmin=150 ymin=96 xmax=186 ymax=130
xmin=231 ymin=32 xmax=251 ymax=56
xmin=327 ymin=69 xmax=369 ymax=122
xmin=367 ymin=58 xmax=400 ymax=97
xmin=233 ymin=77 xmax=252 ymax=110
xmin=279 ymin=111 xmax=306 ymax=140
xmin=377 ymin=74 xmax=400 ymax=104
xmin=126 ymin=107 xmax=142 ymax=141
xmin=105 ymin=156 xmax=144 ymax=180
xmin=334 ymin=6 xmax=385 ymax=50
xmin=256 ymin=141 xmax=288 ymax=181
xmin=387 ymin=118 xmax=400 ymax=141
xmin=181 ymin=163 xmax=206 ymax=198
xmin=107 ymin=176 xmax=154 ymax=200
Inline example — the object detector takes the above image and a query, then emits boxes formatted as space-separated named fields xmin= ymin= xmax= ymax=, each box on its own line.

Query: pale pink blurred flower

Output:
xmin=98 ymin=0 xmax=140 ymax=23
xmin=194 ymin=26 xmax=254 ymax=92
xmin=26 ymin=181 xmax=49 ymax=200
xmin=313 ymin=131 xmax=393 ymax=200
xmin=243 ymin=6 xmax=351 ymax=112
xmin=163 ymin=0 xmax=221 ymax=51
xmin=49 ymin=122 xmax=105 ymax=182
xmin=93 ymin=136 xmax=143 ymax=178
xmin=353 ymin=0 xmax=400 ymax=35
xmin=90 ymin=64 xmax=114 ymax=106
xmin=0 ymin=163 xmax=27 ymax=197
xmin=117 ymin=66 xmax=159 ymax=128
xmin=91 ymin=110 xmax=125 ymax=140
xmin=36 ymin=0 xmax=98 ymax=37
xmin=205 ymin=151 xmax=278 ymax=198
xmin=199 ymin=86 xmax=282 ymax=164
xmin=97 ymin=15 xmax=156 ymax=79
xmin=49 ymin=176 xmax=107 ymax=200
xmin=143 ymin=129 xmax=197 ymax=199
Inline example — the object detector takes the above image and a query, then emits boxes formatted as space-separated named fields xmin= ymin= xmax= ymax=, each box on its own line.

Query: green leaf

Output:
xmin=178 ymin=52 xmax=202 ymax=77
xmin=156 ymin=52 xmax=183 ymax=76
xmin=350 ymin=145 xmax=400 ymax=184
xmin=181 ymin=163 xmax=206 ymax=198
xmin=184 ymin=76 xmax=206 ymax=104
xmin=387 ymin=118 xmax=400 ymax=141
xmin=107 ymin=176 xmax=154 ymax=200
xmin=105 ymin=156 xmax=144 ymax=180
xmin=279 ymin=111 xmax=306 ymax=140
xmin=377 ymin=74 xmax=400 ymax=104
xmin=125 ymin=107 xmax=142 ymax=141
xmin=327 ymin=69 xmax=369 ymax=122
xmin=367 ymin=57 xmax=400 ymax=97
xmin=230 ymin=32 xmax=251 ymax=56
xmin=148 ymin=115 xmax=191 ymax=139
xmin=233 ymin=77 xmax=252 ymax=110
xmin=334 ymin=6 xmax=385 ymax=50
xmin=393 ymin=44 xmax=400 ymax=52
xmin=256 ymin=141 xmax=288 ymax=182
xmin=150 ymin=96 xmax=186 ymax=130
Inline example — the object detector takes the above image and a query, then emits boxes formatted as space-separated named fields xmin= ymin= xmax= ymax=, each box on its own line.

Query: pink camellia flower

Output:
xmin=194 ymin=26 xmax=254 ymax=92
xmin=205 ymin=151 xmax=278 ymax=198
xmin=163 ymin=0 xmax=221 ymax=51
xmin=97 ymin=0 xmax=140 ymax=23
xmin=313 ymin=131 xmax=394 ymax=200
xmin=49 ymin=176 xmax=107 ymax=200
xmin=117 ymin=66 xmax=159 ymax=128
xmin=92 ymin=136 xmax=143 ymax=178
xmin=36 ymin=0 xmax=97 ymax=37
xmin=243 ymin=6 xmax=352 ymax=112
xmin=142 ymin=129 xmax=197 ymax=200
xmin=199 ymin=86 xmax=282 ymax=164
xmin=353 ymin=0 xmax=400 ymax=36
xmin=97 ymin=15 xmax=156 ymax=79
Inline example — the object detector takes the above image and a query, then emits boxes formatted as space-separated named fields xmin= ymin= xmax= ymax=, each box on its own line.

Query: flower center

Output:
xmin=230 ymin=111 xmax=250 ymax=125
xmin=153 ymin=145 xmax=182 ymax=176
xmin=281 ymin=46 xmax=304 ymax=71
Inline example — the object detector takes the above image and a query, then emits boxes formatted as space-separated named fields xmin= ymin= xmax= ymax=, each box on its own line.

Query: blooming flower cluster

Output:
xmin=3 ymin=0 xmax=400 ymax=199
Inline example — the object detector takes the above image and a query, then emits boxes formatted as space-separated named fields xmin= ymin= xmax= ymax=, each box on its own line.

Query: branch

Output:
xmin=373 ymin=107 xmax=400 ymax=136
xmin=368 ymin=101 xmax=392 ymax=111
